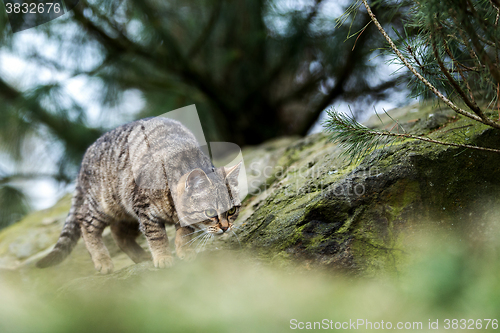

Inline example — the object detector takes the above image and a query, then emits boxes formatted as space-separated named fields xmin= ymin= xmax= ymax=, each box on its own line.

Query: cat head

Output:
xmin=175 ymin=162 xmax=241 ymax=234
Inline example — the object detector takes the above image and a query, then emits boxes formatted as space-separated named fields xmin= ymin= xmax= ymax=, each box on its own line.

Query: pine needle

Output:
xmin=322 ymin=107 xmax=399 ymax=163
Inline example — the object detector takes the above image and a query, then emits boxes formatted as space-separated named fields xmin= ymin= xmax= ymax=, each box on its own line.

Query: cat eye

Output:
xmin=205 ymin=209 xmax=218 ymax=218
xmin=227 ymin=207 xmax=237 ymax=215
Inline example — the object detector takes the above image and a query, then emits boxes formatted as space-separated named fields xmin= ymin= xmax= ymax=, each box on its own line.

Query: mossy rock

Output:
xmin=227 ymin=101 xmax=500 ymax=275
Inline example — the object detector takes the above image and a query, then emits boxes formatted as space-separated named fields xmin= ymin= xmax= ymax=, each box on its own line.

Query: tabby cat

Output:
xmin=36 ymin=117 xmax=241 ymax=274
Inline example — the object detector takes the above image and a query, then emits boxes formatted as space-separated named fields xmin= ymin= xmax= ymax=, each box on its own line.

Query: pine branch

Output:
xmin=323 ymin=108 xmax=400 ymax=163
xmin=324 ymin=108 xmax=500 ymax=164
xmin=360 ymin=0 xmax=500 ymax=129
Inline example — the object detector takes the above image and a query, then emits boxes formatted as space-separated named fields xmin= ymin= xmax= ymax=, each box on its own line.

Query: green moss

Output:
xmin=277 ymin=224 xmax=306 ymax=252
xmin=348 ymin=180 xmax=422 ymax=275
xmin=0 ymin=195 xmax=71 ymax=261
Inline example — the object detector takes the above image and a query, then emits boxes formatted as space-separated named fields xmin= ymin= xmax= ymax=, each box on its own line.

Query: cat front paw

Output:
xmin=95 ymin=258 xmax=114 ymax=274
xmin=177 ymin=248 xmax=196 ymax=261
xmin=153 ymin=255 xmax=173 ymax=268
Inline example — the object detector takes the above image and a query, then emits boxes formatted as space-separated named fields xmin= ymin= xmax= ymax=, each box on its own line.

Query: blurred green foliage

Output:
xmin=1 ymin=229 xmax=500 ymax=332
xmin=0 ymin=184 xmax=30 ymax=228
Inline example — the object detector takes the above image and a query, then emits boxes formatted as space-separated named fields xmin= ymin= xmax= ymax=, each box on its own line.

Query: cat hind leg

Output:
xmin=81 ymin=212 xmax=114 ymax=274
xmin=110 ymin=221 xmax=151 ymax=264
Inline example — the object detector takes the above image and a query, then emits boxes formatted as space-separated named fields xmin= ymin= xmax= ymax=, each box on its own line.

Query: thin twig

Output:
xmin=497 ymin=83 xmax=500 ymax=120
xmin=352 ymin=21 xmax=371 ymax=51
xmin=407 ymin=45 xmax=427 ymax=74
xmin=450 ymin=15 xmax=481 ymax=66
xmin=440 ymin=37 xmax=476 ymax=102
xmin=430 ymin=31 xmax=484 ymax=118
xmin=366 ymin=128 xmax=500 ymax=153
xmin=443 ymin=124 xmax=473 ymax=133
xmin=376 ymin=107 xmax=495 ymax=152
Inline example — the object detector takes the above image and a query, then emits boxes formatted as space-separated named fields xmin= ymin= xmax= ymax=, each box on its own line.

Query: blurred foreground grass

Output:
xmin=1 ymin=227 xmax=500 ymax=332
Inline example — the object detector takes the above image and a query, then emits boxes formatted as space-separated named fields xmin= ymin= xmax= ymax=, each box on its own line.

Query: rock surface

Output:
xmin=1 ymin=101 xmax=499 ymax=280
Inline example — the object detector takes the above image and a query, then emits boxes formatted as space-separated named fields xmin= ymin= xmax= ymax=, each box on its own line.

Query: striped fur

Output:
xmin=37 ymin=118 xmax=241 ymax=274
xmin=36 ymin=188 xmax=83 ymax=268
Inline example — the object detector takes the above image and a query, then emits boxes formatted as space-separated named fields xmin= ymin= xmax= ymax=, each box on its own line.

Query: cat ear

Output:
xmin=185 ymin=168 xmax=211 ymax=190
xmin=224 ymin=162 xmax=241 ymax=187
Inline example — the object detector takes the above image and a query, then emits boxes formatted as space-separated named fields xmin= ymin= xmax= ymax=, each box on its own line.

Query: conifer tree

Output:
xmin=0 ymin=0 xmax=411 ymax=227
xmin=325 ymin=0 xmax=500 ymax=161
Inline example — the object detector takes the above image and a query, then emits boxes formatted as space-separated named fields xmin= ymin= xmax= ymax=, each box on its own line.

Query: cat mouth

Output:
xmin=205 ymin=226 xmax=232 ymax=235
xmin=208 ymin=228 xmax=226 ymax=235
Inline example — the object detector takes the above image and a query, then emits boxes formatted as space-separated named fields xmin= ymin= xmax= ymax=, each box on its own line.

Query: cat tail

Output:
xmin=36 ymin=189 xmax=83 ymax=268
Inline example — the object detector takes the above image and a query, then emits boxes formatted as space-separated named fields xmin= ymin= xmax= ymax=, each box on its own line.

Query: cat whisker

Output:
xmin=205 ymin=234 xmax=215 ymax=252
xmin=230 ymin=229 xmax=242 ymax=249
xmin=195 ymin=233 xmax=211 ymax=253
xmin=184 ymin=231 xmax=208 ymax=247
xmin=204 ymin=234 xmax=215 ymax=252
xmin=195 ymin=233 xmax=208 ymax=250
xmin=191 ymin=236 xmax=205 ymax=252
xmin=198 ymin=236 xmax=208 ymax=253
xmin=201 ymin=233 xmax=214 ymax=253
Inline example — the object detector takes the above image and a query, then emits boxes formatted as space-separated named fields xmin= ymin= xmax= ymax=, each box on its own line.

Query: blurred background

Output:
xmin=0 ymin=0 xmax=414 ymax=228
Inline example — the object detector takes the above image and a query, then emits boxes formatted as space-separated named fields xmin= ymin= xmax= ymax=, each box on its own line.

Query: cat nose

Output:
xmin=220 ymin=226 xmax=228 ymax=232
